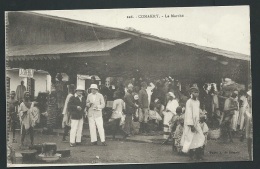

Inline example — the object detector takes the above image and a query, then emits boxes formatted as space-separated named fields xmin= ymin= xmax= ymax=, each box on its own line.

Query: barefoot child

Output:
xmin=173 ymin=116 xmax=184 ymax=154
xmin=171 ymin=106 xmax=184 ymax=150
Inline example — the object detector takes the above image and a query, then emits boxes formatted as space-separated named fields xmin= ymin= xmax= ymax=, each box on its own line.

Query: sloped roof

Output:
xmin=26 ymin=11 xmax=250 ymax=61
xmin=7 ymin=38 xmax=131 ymax=60
xmin=175 ymin=42 xmax=249 ymax=61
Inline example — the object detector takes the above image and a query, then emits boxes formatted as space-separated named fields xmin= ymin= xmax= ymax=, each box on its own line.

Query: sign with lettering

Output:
xmin=19 ymin=69 xmax=34 ymax=78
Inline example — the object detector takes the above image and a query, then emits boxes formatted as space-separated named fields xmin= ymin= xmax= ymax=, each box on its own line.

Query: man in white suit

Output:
xmin=68 ymin=86 xmax=86 ymax=147
xmin=86 ymin=84 xmax=107 ymax=146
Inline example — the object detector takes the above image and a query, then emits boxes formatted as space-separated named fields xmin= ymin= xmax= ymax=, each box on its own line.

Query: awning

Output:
xmin=6 ymin=38 xmax=131 ymax=61
xmin=7 ymin=55 xmax=60 ymax=61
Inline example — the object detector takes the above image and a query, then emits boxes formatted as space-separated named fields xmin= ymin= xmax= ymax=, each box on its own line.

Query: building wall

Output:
xmin=6 ymin=70 xmax=51 ymax=97
xmin=7 ymin=71 xmax=27 ymax=94
xmin=34 ymin=73 xmax=50 ymax=95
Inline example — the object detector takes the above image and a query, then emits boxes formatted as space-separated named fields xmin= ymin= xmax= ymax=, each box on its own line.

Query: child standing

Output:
xmin=173 ymin=115 xmax=184 ymax=154
xmin=171 ymin=106 xmax=184 ymax=133
xmin=200 ymin=104 xmax=208 ymax=117
xmin=171 ymin=106 xmax=184 ymax=152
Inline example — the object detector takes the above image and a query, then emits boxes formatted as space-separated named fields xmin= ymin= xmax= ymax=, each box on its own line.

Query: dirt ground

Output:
xmin=9 ymin=131 xmax=251 ymax=165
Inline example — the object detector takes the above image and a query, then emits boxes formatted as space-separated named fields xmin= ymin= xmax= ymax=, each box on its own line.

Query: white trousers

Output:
xmin=88 ymin=116 xmax=105 ymax=142
xmin=70 ymin=118 xmax=83 ymax=144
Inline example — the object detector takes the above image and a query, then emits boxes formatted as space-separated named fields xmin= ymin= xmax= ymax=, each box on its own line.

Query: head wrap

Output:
xmin=23 ymin=91 xmax=30 ymax=97
xmin=127 ymin=83 xmax=134 ymax=89
xmin=168 ymin=92 xmax=176 ymax=98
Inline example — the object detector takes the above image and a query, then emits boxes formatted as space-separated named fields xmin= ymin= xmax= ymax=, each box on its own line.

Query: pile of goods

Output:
xmin=221 ymin=78 xmax=245 ymax=97
xmin=9 ymin=142 xmax=69 ymax=164
xmin=36 ymin=143 xmax=61 ymax=162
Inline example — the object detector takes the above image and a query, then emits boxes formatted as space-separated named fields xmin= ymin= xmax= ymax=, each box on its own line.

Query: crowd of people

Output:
xmin=8 ymin=76 xmax=253 ymax=161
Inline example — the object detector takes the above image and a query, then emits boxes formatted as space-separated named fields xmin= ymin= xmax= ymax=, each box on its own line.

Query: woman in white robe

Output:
xmin=162 ymin=92 xmax=179 ymax=142
xmin=181 ymin=87 xmax=205 ymax=160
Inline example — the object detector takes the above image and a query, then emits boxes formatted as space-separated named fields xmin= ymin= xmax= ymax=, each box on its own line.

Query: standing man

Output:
xmin=61 ymin=84 xmax=75 ymax=142
xmin=221 ymin=92 xmax=238 ymax=143
xmin=124 ymin=83 xmax=138 ymax=138
xmin=68 ymin=86 xmax=86 ymax=147
xmin=16 ymin=80 xmax=27 ymax=104
xmin=86 ymin=84 xmax=107 ymax=146
xmin=139 ymin=82 xmax=149 ymax=133
xmin=19 ymin=91 xmax=39 ymax=147
xmin=8 ymin=91 xmax=19 ymax=143
xmin=181 ymin=87 xmax=205 ymax=160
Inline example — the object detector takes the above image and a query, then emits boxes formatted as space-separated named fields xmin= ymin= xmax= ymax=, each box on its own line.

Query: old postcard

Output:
xmin=5 ymin=6 xmax=251 ymax=167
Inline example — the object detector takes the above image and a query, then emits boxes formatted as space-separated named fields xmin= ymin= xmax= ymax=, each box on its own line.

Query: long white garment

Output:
xmin=163 ymin=99 xmax=179 ymax=139
xmin=163 ymin=99 xmax=179 ymax=126
xmin=88 ymin=116 xmax=105 ymax=142
xmin=163 ymin=111 xmax=174 ymax=139
xmin=70 ymin=118 xmax=84 ymax=144
xmin=231 ymin=99 xmax=239 ymax=131
xmin=19 ymin=102 xmax=39 ymax=133
xmin=238 ymin=96 xmax=248 ymax=130
xmin=62 ymin=93 xmax=73 ymax=128
xmin=165 ymin=99 xmax=179 ymax=115
xmin=231 ymin=110 xmax=239 ymax=131
xmin=181 ymin=99 xmax=205 ymax=153
xmin=146 ymin=82 xmax=155 ymax=108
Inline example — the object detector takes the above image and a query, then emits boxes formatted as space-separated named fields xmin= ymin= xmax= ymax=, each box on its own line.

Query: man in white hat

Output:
xmin=68 ymin=85 xmax=86 ymax=147
xmin=138 ymin=82 xmax=149 ymax=133
xmin=86 ymin=84 xmax=107 ymax=146
xmin=123 ymin=83 xmax=138 ymax=138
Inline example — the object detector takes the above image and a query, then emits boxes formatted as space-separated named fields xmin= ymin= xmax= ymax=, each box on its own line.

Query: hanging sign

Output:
xmin=19 ymin=69 xmax=34 ymax=78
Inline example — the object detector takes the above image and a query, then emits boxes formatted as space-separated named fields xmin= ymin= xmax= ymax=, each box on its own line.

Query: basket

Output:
xmin=208 ymin=128 xmax=221 ymax=140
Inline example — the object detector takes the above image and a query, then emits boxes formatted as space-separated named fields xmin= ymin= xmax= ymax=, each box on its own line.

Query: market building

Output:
xmin=6 ymin=11 xmax=250 ymax=97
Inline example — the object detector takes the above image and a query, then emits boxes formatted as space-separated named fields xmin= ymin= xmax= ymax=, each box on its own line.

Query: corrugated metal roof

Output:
xmin=7 ymin=38 xmax=131 ymax=57
xmin=175 ymin=42 xmax=250 ymax=61
xmin=27 ymin=11 xmax=250 ymax=61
